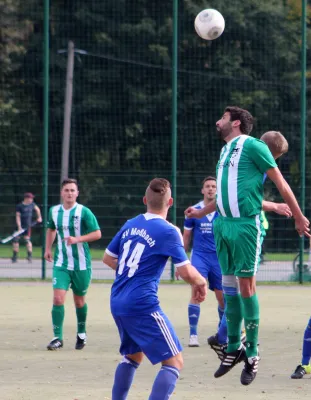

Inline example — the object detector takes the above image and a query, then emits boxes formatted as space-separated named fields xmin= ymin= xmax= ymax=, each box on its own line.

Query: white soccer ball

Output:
xmin=194 ymin=9 xmax=225 ymax=41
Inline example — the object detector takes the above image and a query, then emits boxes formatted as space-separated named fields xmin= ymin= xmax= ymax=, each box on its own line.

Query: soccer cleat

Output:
xmin=11 ymin=255 xmax=17 ymax=263
xmin=207 ymin=334 xmax=227 ymax=361
xmin=188 ymin=334 xmax=200 ymax=347
xmin=240 ymin=356 xmax=260 ymax=385
xmin=208 ymin=330 xmax=247 ymax=361
xmin=291 ymin=364 xmax=311 ymax=379
xmin=214 ymin=345 xmax=246 ymax=378
xmin=47 ymin=337 xmax=63 ymax=350
xmin=75 ymin=334 xmax=87 ymax=350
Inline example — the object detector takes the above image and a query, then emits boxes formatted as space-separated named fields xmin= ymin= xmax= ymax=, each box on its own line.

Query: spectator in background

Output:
xmin=12 ymin=192 xmax=42 ymax=263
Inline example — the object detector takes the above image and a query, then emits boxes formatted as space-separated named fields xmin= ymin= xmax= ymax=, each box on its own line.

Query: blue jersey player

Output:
xmin=103 ymin=178 xmax=207 ymax=400
xmin=180 ymin=176 xmax=224 ymax=348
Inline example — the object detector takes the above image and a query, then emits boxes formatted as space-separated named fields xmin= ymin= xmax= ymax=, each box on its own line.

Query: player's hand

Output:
xmin=184 ymin=207 xmax=204 ymax=219
xmin=175 ymin=269 xmax=181 ymax=281
xmin=274 ymin=203 xmax=292 ymax=218
xmin=192 ymin=282 xmax=207 ymax=303
xmin=37 ymin=217 xmax=42 ymax=223
xmin=63 ymin=236 xmax=80 ymax=245
xmin=294 ymin=215 xmax=310 ymax=237
xmin=44 ymin=250 xmax=53 ymax=262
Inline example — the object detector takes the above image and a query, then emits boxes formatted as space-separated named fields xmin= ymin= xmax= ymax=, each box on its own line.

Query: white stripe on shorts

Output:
xmin=151 ymin=312 xmax=179 ymax=356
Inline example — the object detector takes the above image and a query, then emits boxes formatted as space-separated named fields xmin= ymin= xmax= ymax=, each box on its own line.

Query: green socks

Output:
xmin=76 ymin=303 xmax=88 ymax=334
xmin=224 ymin=293 xmax=243 ymax=353
xmin=241 ymin=294 xmax=260 ymax=358
xmin=52 ymin=305 xmax=64 ymax=340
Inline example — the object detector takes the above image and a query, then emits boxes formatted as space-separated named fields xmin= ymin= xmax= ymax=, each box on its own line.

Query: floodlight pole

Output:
xmin=298 ymin=0 xmax=307 ymax=284
xmin=60 ymin=41 xmax=75 ymax=188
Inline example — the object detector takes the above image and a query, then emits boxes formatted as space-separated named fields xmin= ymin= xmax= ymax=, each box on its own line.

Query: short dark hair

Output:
xmin=145 ymin=178 xmax=171 ymax=210
xmin=24 ymin=192 xmax=35 ymax=199
xmin=61 ymin=178 xmax=79 ymax=189
xmin=202 ymin=176 xmax=216 ymax=186
xmin=225 ymin=106 xmax=254 ymax=135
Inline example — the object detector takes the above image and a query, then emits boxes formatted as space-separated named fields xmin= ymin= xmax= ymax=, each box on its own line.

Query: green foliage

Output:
xmin=0 ymin=0 xmax=310 ymax=246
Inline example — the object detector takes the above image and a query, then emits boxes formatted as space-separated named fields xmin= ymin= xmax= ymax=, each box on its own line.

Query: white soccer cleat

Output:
xmin=188 ymin=334 xmax=200 ymax=347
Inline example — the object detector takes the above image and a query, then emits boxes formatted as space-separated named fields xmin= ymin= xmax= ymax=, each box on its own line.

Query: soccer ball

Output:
xmin=194 ymin=9 xmax=225 ymax=41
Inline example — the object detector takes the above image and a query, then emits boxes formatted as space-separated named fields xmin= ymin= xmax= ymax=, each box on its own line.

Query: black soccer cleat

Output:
xmin=47 ymin=337 xmax=63 ymax=350
xmin=207 ymin=334 xmax=227 ymax=361
xmin=214 ymin=345 xmax=246 ymax=378
xmin=240 ymin=356 xmax=260 ymax=386
xmin=75 ymin=334 xmax=87 ymax=350
xmin=291 ymin=364 xmax=311 ymax=379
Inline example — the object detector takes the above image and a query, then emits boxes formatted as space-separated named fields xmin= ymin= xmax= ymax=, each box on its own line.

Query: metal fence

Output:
xmin=0 ymin=0 xmax=310 ymax=281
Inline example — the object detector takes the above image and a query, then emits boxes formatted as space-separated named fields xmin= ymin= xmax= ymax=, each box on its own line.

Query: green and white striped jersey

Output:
xmin=216 ymin=135 xmax=277 ymax=218
xmin=47 ymin=203 xmax=100 ymax=270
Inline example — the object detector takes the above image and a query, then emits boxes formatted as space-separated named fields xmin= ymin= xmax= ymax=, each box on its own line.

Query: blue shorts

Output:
xmin=113 ymin=309 xmax=182 ymax=365
xmin=191 ymin=251 xmax=222 ymax=291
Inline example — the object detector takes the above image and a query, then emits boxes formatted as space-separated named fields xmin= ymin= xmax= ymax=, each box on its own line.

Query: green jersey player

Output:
xmin=44 ymin=178 xmax=101 ymax=351
xmin=185 ymin=106 xmax=310 ymax=386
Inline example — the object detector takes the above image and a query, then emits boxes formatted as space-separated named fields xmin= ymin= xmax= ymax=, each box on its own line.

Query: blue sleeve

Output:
xmin=162 ymin=228 xmax=189 ymax=267
xmin=184 ymin=216 xmax=195 ymax=230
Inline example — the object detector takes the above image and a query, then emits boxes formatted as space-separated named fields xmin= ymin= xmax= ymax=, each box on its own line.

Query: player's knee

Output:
xmin=125 ymin=353 xmax=143 ymax=365
xmin=53 ymin=294 xmax=65 ymax=305
xmin=239 ymin=276 xmax=256 ymax=297
xmin=222 ymin=275 xmax=239 ymax=296
xmin=73 ymin=296 xmax=85 ymax=308
xmin=163 ymin=352 xmax=184 ymax=371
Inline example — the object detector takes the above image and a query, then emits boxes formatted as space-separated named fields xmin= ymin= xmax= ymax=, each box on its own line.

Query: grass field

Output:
xmin=0 ymin=244 xmax=308 ymax=262
xmin=1 ymin=283 xmax=310 ymax=400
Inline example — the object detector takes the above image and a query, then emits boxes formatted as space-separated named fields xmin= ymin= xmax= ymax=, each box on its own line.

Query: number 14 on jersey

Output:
xmin=118 ymin=240 xmax=145 ymax=277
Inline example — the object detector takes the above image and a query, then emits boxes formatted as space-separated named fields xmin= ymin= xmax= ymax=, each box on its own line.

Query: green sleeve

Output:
xmin=249 ymin=139 xmax=277 ymax=173
xmin=82 ymin=207 xmax=100 ymax=233
xmin=46 ymin=207 xmax=56 ymax=229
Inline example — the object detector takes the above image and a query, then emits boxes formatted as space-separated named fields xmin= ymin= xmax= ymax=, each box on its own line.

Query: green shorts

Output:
xmin=213 ymin=215 xmax=263 ymax=277
xmin=52 ymin=268 xmax=92 ymax=296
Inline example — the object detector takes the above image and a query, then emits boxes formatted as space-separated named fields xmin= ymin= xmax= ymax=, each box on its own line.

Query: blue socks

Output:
xmin=302 ymin=318 xmax=311 ymax=365
xmin=112 ymin=356 xmax=139 ymax=400
xmin=218 ymin=305 xmax=225 ymax=326
xmin=188 ymin=304 xmax=200 ymax=335
xmin=217 ymin=313 xmax=228 ymax=345
xmin=149 ymin=366 xmax=179 ymax=400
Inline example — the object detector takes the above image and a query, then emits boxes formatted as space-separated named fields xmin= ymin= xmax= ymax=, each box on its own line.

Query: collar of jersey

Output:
xmin=61 ymin=202 xmax=78 ymax=212
xmin=224 ymin=134 xmax=244 ymax=147
xmin=144 ymin=212 xmax=164 ymax=220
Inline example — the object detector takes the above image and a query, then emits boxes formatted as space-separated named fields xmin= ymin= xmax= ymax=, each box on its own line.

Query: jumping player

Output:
xmin=186 ymin=107 xmax=309 ymax=386
xmin=207 ymin=130 xmax=291 ymax=360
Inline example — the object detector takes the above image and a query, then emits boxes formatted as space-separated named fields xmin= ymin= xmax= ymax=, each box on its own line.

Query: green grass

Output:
xmin=0 ymin=244 xmax=309 ymax=262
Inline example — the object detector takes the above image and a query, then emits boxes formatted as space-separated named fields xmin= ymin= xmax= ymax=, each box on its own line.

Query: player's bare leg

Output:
xmin=12 ymin=240 xmax=19 ymax=263
xmin=24 ymin=235 xmax=32 ymax=263
xmin=47 ymin=289 xmax=66 ymax=350
xmin=188 ymin=285 xmax=203 ymax=347
xmin=73 ymin=294 xmax=88 ymax=350
xmin=149 ymin=353 xmax=183 ymax=400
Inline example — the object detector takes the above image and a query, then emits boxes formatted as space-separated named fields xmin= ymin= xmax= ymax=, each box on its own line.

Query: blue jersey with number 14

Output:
xmin=106 ymin=212 xmax=189 ymax=316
